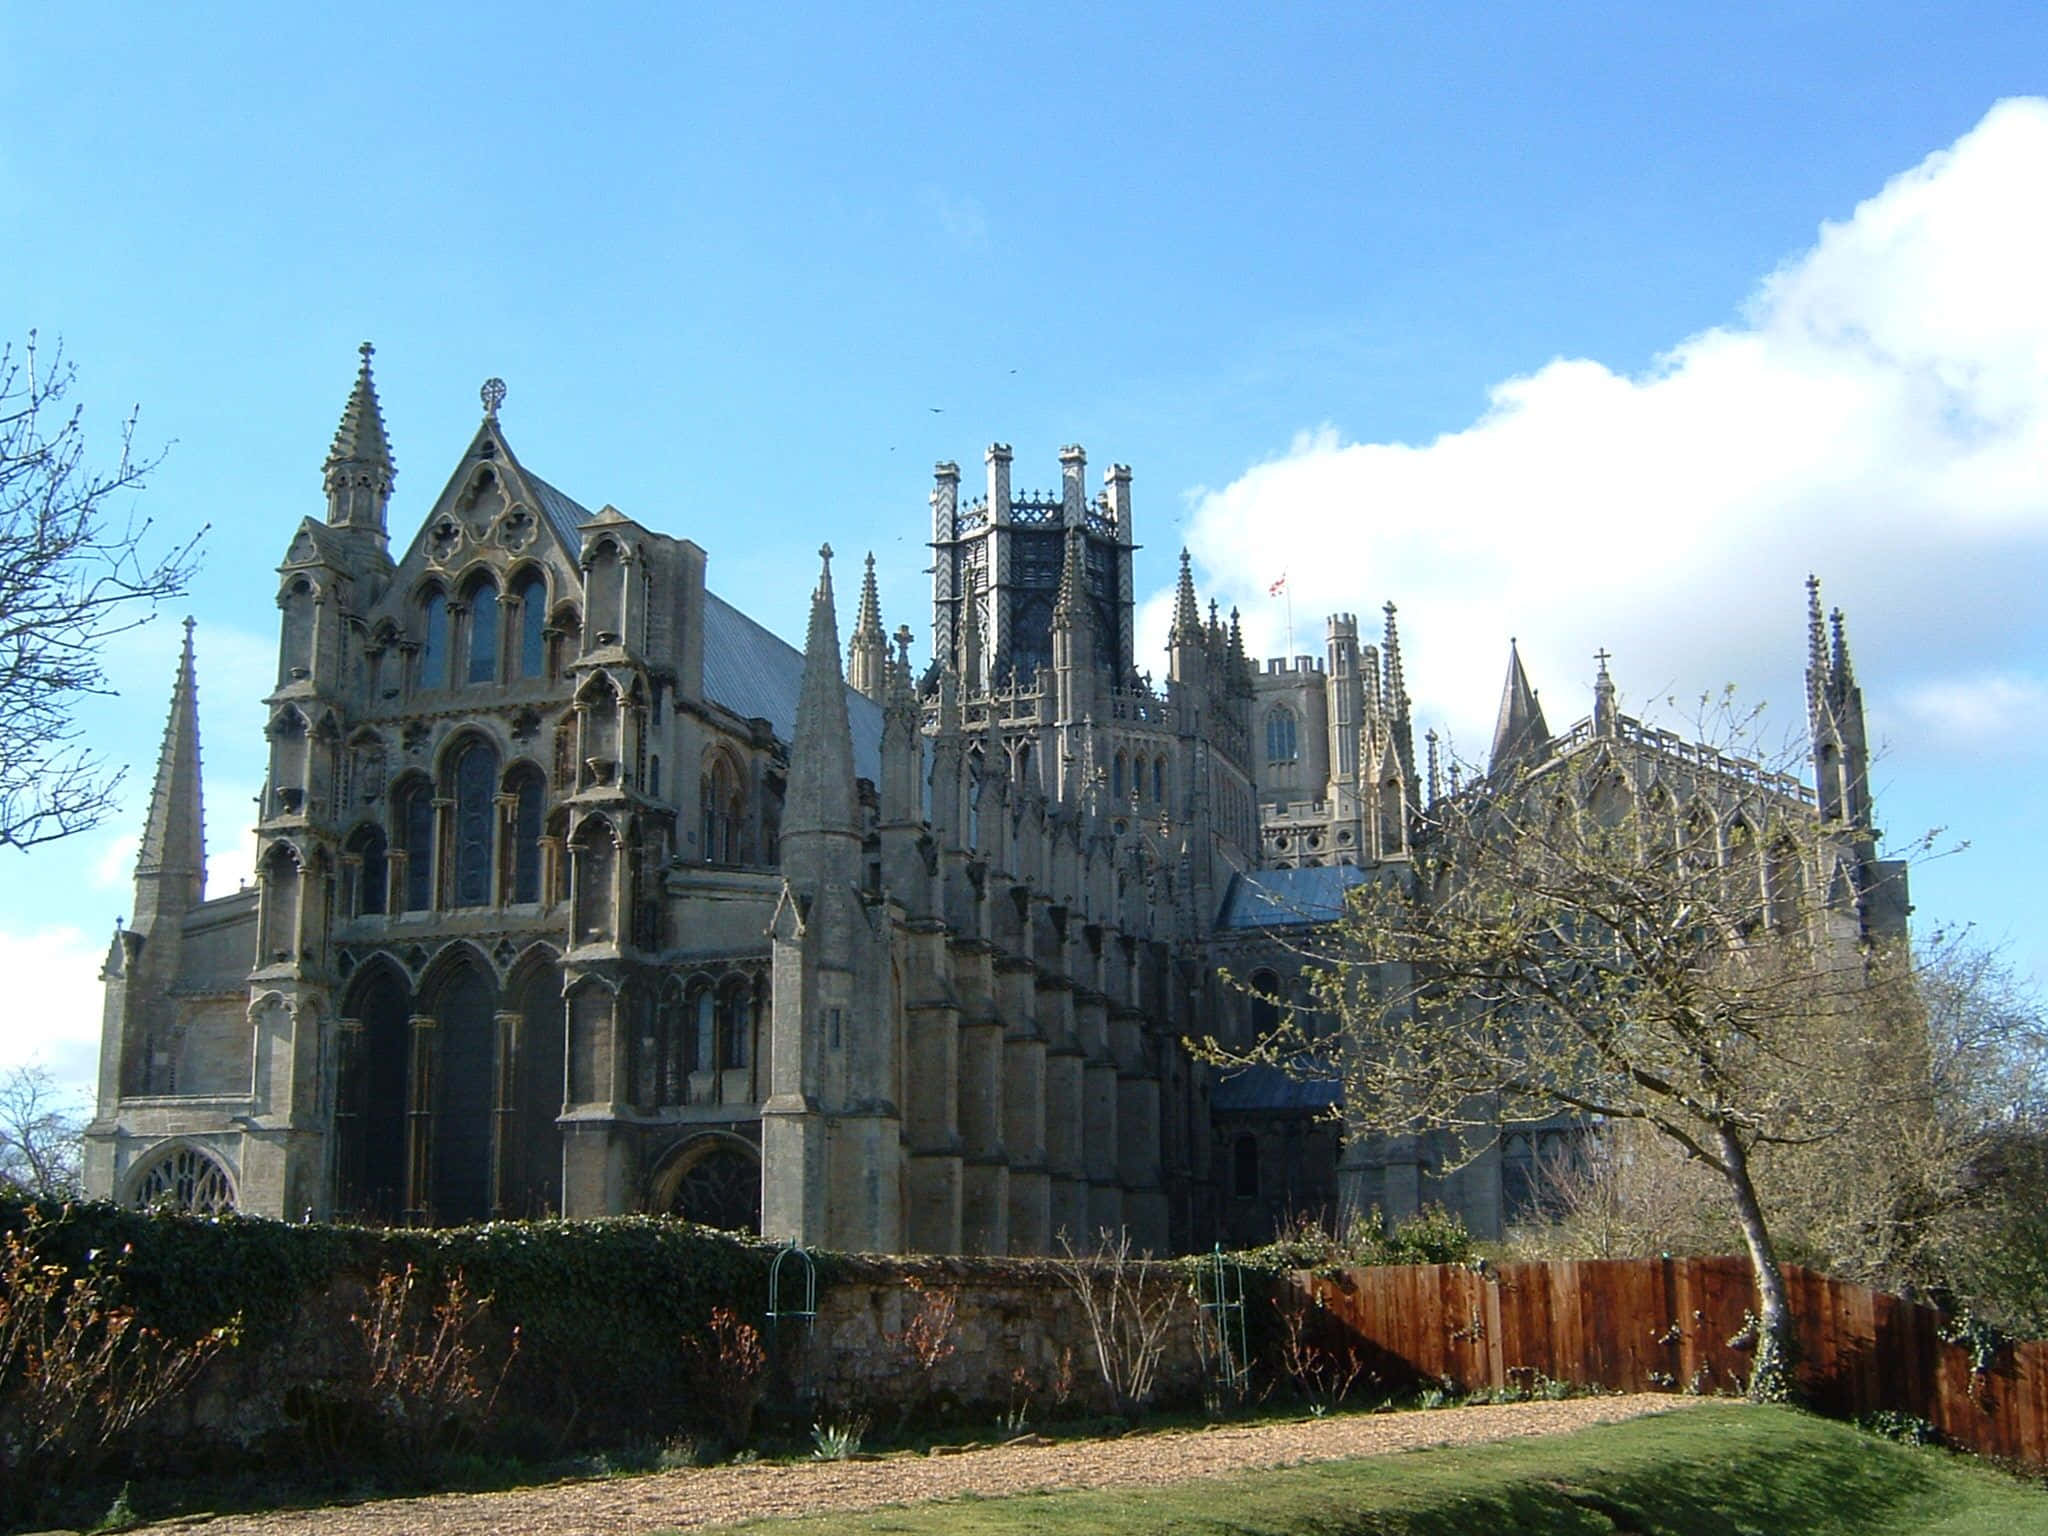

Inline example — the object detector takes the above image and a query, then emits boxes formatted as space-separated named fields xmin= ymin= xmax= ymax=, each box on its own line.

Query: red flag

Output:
xmin=1268 ymin=574 xmax=1288 ymax=597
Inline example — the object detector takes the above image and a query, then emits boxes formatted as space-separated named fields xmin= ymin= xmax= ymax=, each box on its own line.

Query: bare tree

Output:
xmin=0 ymin=1063 xmax=84 ymax=1200
xmin=1205 ymin=720 xmax=1923 ymax=1400
xmin=0 ymin=332 xmax=201 ymax=850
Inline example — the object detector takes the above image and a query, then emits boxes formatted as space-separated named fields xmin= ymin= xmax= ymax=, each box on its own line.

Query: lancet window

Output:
xmin=466 ymin=577 xmax=500 ymax=684
xmin=451 ymin=739 xmax=500 ymax=907
xmin=419 ymin=588 xmax=449 ymax=689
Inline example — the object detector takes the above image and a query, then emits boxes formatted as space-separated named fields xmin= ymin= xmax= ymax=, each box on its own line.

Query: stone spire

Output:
xmin=323 ymin=342 xmax=395 ymax=534
xmin=1168 ymin=548 xmax=1202 ymax=643
xmin=132 ymin=618 xmax=207 ymax=932
xmin=847 ymin=552 xmax=888 ymax=702
xmin=780 ymin=546 xmax=861 ymax=888
xmin=1488 ymin=638 xmax=1551 ymax=776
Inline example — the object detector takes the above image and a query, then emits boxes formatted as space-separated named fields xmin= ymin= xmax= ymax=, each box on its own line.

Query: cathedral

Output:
xmin=83 ymin=349 xmax=1906 ymax=1252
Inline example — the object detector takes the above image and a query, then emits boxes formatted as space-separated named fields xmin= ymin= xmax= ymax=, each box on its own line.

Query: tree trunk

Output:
xmin=1714 ymin=1121 xmax=1795 ymax=1401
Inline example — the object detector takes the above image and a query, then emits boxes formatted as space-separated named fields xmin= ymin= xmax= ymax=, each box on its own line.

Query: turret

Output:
xmin=1326 ymin=614 xmax=1362 ymax=800
xmin=323 ymin=342 xmax=394 ymax=539
xmin=1806 ymin=575 xmax=1872 ymax=832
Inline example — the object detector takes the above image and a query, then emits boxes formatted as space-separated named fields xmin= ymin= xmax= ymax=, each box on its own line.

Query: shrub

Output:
xmin=0 ymin=1218 xmax=236 ymax=1513
xmin=684 ymin=1305 xmax=765 ymax=1452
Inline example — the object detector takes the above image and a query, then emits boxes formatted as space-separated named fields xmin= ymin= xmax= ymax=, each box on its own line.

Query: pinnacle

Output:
xmin=1489 ymin=638 xmax=1550 ymax=776
xmin=1169 ymin=548 xmax=1202 ymax=642
xmin=1053 ymin=523 xmax=1088 ymax=625
xmin=326 ymin=341 xmax=394 ymax=478
xmin=852 ymin=551 xmax=884 ymax=638
xmin=785 ymin=543 xmax=860 ymax=867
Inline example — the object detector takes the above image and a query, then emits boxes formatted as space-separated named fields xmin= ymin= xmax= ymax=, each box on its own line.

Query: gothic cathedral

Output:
xmin=85 ymin=350 xmax=1905 ymax=1251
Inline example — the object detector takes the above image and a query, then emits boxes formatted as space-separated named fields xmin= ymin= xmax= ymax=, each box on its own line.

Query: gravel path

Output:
xmin=146 ymin=1394 xmax=1704 ymax=1536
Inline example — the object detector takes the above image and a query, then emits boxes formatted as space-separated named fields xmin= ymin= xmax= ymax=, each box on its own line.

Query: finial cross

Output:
xmin=480 ymin=377 xmax=507 ymax=418
xmin=1594 ymin=647 xmax=1612 ymax=673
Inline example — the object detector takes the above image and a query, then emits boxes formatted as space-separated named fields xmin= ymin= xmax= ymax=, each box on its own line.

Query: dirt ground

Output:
xmin=138 ymin=1393 xmax=1704 ymax=1536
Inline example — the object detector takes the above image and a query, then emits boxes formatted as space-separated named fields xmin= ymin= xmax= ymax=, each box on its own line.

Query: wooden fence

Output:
xmin=1297 ymin=1256 xmax=2048 ymax=1467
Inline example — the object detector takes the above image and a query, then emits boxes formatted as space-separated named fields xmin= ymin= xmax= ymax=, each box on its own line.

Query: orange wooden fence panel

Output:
xmin=1296 ymin=1257 xmax=2048 ymax=1468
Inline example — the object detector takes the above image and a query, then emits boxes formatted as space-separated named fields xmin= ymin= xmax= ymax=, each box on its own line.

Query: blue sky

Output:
xmin=3 ymin=5 xmax=2045 ymax=1106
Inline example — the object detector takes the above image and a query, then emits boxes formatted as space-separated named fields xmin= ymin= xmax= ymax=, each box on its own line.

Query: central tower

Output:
xmin=930 ymin=444 xmax=1136 ymax=691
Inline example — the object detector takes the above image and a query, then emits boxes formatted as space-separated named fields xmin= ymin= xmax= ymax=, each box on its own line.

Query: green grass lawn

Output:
xmin=703 ymin=1404 xmax=2048 ymax=1536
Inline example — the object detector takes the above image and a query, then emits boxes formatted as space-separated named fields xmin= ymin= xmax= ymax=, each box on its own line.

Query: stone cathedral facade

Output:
xmin=84 ymin=350 xmax=1907 ymax=1252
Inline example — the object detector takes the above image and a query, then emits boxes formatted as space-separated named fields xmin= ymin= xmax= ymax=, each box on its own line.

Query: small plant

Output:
xmin=1418 ymin=1386 xmax=1452 ymax=1409
xmin=810 ymin=1413 xmax=869 ymax=1460
xmin=349 ymin=1265 xmax=520 ymax=1473
xmin=1002 ymin=1364 xmax=1034 ymax=1433
xmin=1858 ymin=1408 xmax=1944 ymax=1447
xmin=887 ymin=1276 xmax=960 ymax=1433
xmin=1052 ymin=1228 xmax=1190 ymax=1419
xmin=1272 ymin=1286 xmax=1372 ymax=1413
xmin=92 ymin=1481 xmax=140 ymax=1533
xmin=684 ymin=1306 xmax=766 ymax=1452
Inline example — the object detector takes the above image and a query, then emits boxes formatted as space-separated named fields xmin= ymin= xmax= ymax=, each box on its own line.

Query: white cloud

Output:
xmin=919 ymin=185 xmax=991 ymax=250
xmin=1166 ymin=98 xmax=2048 ymax=767
xmin=0 ymin=925 xmax=108 ymax=1111
xmin=1903 ymin=673 xmax=2048 ymax=747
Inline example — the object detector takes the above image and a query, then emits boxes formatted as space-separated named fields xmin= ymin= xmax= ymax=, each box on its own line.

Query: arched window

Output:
xmin=419 ymin=588 xmax=449 ymax=689
xmin=1768 ymin=836 xmax=1803 ymax=931
xmin=701 ymin=755 xmax=744 ymax=864
xmin=512 ymin=570 xmax=547 ymax=679
xmin=1153 ymin=756 xmax=1165 ymax=804
xmin=1250 ymin=967 xmax=1282 ymax=1036
xmin=394 ymin=776 xmax=435 ymax=912
xmin=572 ymin=817 xmax=616 ymax=942
xmin=1112 ymin=752 xmax=1126 ymax=801
xmin=346 ymin=823 xmax=388 ymax=917
xmin=691 ymin=985 xmax=716 ymax=1073
xmin=719 ymin=981 xmax=752 ymax=1070
xmin=658 ymin=984 xmax=687 ymax=1105
xmin=451 ymin=739 xmax=500 ymax=907
xmin=1233 ymin=1135 xmax=1259 ymax=1200
xmin=466 ymin=579 xmax=500 ymax=684
xmin=132 ymin=1145 xmax=235 ymax=1214
xmin=586 ymin=540 xmax=623 ymax=641
xmin=260 ymin=842 xmax=302 ymax=962
xmin=507 ymin=765 xmax=546 ymax=905
xmin=1266 ymin=707 xmax=1298 ymax=764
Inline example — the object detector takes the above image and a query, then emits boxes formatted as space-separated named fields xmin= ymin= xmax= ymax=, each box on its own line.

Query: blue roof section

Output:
xmin=523 ymin=468 xmax=594 ymax=552
xmin=1211 ymin=1064 xmax=1342 ymax=1113
xmin=1218 ymin=864 xmax=1369 ymax=929
xmin=702 ymin=590 xmax=883 ymax=781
